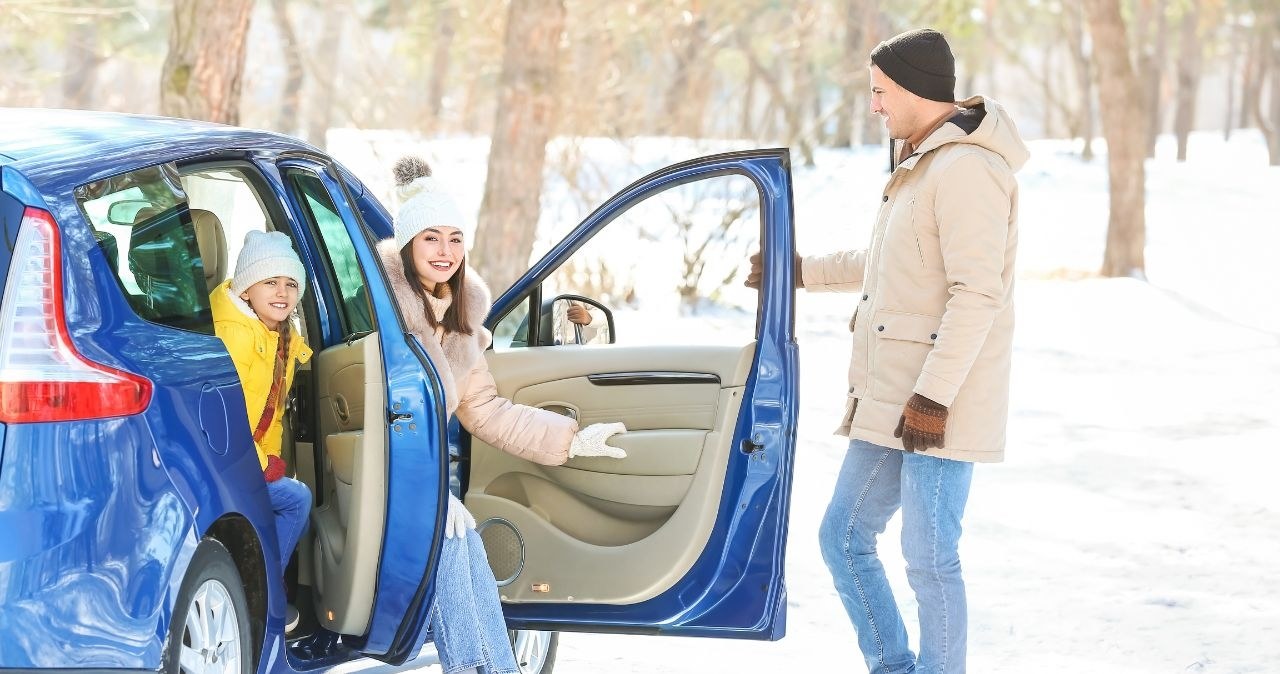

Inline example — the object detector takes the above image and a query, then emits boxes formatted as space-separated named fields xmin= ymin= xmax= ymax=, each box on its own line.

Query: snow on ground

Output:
xmin=328 ymin=129 xmax=1280 ymax=673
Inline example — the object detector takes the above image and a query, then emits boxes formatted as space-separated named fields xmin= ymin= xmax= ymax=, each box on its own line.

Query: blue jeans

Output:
xmin=819 ymin=440 xmax=975 ymax=674
xmin=430 ymin=529 xmax=517 ymax=674
xmin=265 ymin=477 xmax=311 ymax=571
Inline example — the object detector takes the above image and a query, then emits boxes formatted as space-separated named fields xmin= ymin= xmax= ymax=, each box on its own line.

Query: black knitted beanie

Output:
xmin=870 ymin=28 xmax=956 ymax=103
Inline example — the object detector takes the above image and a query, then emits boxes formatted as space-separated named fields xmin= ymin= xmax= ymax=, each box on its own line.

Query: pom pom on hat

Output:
xmin=231 ymin=230 xmax=306 ymax=297
xmin=392 ymin=155 xmax=474 ymax=250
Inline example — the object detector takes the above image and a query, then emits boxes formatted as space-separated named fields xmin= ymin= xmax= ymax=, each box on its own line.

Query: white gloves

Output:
xmin=445 ymin=493 xmax=476 ymax=539
xmin=569 ymin=422 xmax=627 ymax=459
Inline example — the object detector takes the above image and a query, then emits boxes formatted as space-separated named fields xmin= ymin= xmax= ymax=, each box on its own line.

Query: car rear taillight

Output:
xmin=0 ymin=207 xmax=152 ymax=423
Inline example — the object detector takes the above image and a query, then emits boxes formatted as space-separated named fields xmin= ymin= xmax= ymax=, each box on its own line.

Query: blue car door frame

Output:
xmin=267 ymin=157 xmax=447 ymax=662
xmin=487 ymin=149 xmax=800 ymax=639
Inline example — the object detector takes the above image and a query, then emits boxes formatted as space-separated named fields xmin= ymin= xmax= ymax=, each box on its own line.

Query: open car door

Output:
xmin=273 ymin=159 xmax=446 ymax=663
xmin=466 ymin=149 xmax=799 ymax=638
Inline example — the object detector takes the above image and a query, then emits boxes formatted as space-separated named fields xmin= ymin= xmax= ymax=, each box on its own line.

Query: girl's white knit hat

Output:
xmin=230 ymin=230 xmax=306 ymax=297
xmin=392 ymin=156 xmax=473 ymax=250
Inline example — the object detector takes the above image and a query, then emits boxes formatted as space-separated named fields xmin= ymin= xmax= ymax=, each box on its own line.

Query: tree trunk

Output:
xmin=1240 ymin=28 xmax=1260 ymax=130
xmin=1065 ymin=0 xmax=1095 ymax=160
xmin=1268 ymin=65 xmax=1280 ymax=165
xmin=664 ymin=13 xmax=709 ymax=137
xmin=271 ymin=0 xmax=304 ymax=136
xmin=833 ymin=0 xmax=861 ymax=147
xmin=741 ymin=61 xmax=757 ymax=139
xmin=426 ymin=0 xmax=457 ymax=128
xmin=1172 ymin=0 xmax=1202 ymax=162
xmin=160 ymin=0 xmax=255 ymax=124
xmin=62 ymin=20 xmax=100 ymax=110
xmin=1258 ymin=33 xmax=1280 ymax=166
xmin=1135 ymin=0 xmax=1169 ymax=158
xmin=1083 ymin=0 xmax=1147 ymax=279
xmin=1224 ymin=20 xmax=1242 ymax=141
xmin=305 ymin=5 xmax=342 ymax=148
xmin=473 ymin=0 xmax=566 ymax=294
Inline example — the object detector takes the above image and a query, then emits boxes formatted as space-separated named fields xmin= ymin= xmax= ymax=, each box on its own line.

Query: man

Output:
xmin=748 ymin=28 xmax=1028 ymax=673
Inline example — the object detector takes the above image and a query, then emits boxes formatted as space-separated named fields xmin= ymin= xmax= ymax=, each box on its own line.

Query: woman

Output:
xmin=380 ymin=156 xmax=626 ymax=674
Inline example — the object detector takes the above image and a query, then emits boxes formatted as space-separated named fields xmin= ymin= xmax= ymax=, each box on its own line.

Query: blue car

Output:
xmin=0 ymin=108 xmax=800 ymax=674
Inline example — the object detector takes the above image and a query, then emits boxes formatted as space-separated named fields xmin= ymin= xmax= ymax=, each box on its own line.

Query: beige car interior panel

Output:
xmin=309 ymin=334 xmax=386 ymax=635
xmin=468 ymin=342 xmax=755 ymax=604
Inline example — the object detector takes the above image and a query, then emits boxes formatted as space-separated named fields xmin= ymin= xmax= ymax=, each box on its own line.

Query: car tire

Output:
xmin=508 ymin=629 xmax=558 ymax=674
xmin=162 ymin=537 xmax=254 ymax=674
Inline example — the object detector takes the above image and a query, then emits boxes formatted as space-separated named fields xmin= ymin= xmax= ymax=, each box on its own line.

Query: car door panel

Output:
xmin=308 ymin=333 xmax=388 ymax=635
xmin=471 ymin=150 xmax=797 ymax=638
xmin=467 ymin=343 xmax=751 ymax=605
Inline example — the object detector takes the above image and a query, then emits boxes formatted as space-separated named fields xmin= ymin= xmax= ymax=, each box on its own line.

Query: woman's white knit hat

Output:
xmin=230 ymin=230 xmax=306 ymax=297
xmin=392 ymin=156 xmax=473 ymax=250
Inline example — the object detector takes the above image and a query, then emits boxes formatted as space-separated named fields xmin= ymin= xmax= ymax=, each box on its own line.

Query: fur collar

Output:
xmin=376 ymin=238 xmax=493 ymax=416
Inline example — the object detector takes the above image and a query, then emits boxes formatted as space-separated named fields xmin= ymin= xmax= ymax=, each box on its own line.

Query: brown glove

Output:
xmin=744 ymin=251 xmax=804 ymax=289
xmin=893 ymin=394 xmax=947 ymax=453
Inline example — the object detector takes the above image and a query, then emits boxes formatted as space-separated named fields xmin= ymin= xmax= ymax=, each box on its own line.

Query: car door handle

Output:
xmin=539 ymin=403 xmax=578 ymax=421
xmin=334 ymin=395 xmax=350 ymax=424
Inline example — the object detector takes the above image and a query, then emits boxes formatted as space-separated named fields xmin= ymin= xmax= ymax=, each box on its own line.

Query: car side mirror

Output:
xmin=540 ymin=294 xmax=614 ymax=346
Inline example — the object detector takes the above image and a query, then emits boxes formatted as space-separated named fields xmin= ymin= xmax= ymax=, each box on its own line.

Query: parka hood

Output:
xmin=916 ymin=96 xmax=1030 ymax=173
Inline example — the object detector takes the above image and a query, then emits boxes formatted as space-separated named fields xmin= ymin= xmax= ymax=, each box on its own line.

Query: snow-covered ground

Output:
xmin=329 ymin=129 xmax=1280 ymax=673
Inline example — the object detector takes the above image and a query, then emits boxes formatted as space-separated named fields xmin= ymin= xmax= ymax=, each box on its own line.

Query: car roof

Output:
xmin=0 ymin=108 xmax=318 ymax=192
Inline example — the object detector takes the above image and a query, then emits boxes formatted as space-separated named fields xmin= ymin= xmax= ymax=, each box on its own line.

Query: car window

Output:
xmin=285 ymin=170 xmax=373 ymax=339
xmin=492 ymin=173 xmax=761 ymax=349
xmin=74 ymin=162 xmax=212 ymax=332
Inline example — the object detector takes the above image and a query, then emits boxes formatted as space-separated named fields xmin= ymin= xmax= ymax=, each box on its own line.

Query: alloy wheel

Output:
xmin=178 ymin=578 xmax=244 ymax=674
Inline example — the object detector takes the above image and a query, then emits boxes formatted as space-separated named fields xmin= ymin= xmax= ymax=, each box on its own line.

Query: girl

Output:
xmin=380 ymin=156 xmax=627 ymax=674
xmin=210 ymin=230 xmax=314 ymax=633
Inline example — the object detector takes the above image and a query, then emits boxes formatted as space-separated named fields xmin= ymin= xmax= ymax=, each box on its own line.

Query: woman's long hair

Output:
xmin=399 ymin=244 xmax=472 ymax=336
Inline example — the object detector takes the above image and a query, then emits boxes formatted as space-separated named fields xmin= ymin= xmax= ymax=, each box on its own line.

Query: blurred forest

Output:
xmin=2 ymin=0 xmax=1278 ymax=291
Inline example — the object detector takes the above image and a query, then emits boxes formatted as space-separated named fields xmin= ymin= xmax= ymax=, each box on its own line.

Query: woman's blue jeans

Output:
xmin=819 ymin=439 xmax=975 ymax=674
xmin=430 ymin=529 xmax=518 ymax=674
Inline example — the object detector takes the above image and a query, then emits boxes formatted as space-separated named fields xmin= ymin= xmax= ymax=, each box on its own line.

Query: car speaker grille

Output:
xmin=477 ymin=517 xmax=524 ymax=587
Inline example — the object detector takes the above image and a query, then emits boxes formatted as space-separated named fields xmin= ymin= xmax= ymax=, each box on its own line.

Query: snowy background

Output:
xmin=331 ymin=129 xmax=1280 ymax=674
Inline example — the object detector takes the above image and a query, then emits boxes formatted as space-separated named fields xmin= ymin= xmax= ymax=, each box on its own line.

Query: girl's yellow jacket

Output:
xmin=210 ymin=279 xmax=313 ymax=470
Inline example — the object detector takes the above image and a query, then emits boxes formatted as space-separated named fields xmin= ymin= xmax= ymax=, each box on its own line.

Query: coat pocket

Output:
xmin=870 ymin=309 xmax=942 ymax=403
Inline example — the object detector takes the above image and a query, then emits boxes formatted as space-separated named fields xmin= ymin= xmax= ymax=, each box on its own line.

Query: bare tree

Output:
xmin=271 ymin=0 xmax=304 ymax=136
xmin=1064 ymin=0 xmax=1096 ymax=160
xmin=1257 ymin=18 xmax=1280 ymax=166
xmin=160 ymin=0 xmax=255 ymax=124
xmin=426 ymin=0 xmax=458 ymax=128
xmin=834 ymin=0 xmax=879 ymax=147
xmin=666 ymin=185 xmax=758 ymax=313
xmin=304 ymin=4 xmax=343 ymax=148
xmin=62 ymin=19 xmax=102 ymax=110
xmin=1084 ymin=0 xmax=1147 ymax=278
xmin=1134 ymin=0 xmax=1170 ymax=157
xmin=473 ymin=0 xmax=567 ymax=294
xmin=1172 ymin=0 xmax=1203 ymax=161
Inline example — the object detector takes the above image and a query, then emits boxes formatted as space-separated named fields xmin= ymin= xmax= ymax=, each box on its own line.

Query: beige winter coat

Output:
xmin=377 ymin=239 xmax=577 ymax=465
xmin=802 ymin=96 xmax=1029 ymax=463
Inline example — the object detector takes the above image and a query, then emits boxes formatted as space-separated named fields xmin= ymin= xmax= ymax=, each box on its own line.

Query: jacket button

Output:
xmin=882 ymin=195 xmax=889 ymax=202
xmin=877 ymin=325 xmax=885 ymax=332
xmin=862 ymin=294 xmax=869 ymax=301
xmin=848 ymin=386 xmax=855 ymax=393
xmin=930 ymin=333 xmax=938 ymax=340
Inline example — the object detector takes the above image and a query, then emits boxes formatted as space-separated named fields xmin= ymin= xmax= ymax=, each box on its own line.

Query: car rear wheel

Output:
xmin=163 ymin=538 xmax=253 ymax=674
xmin=509 ymin=629 xmax=558 ymax=674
